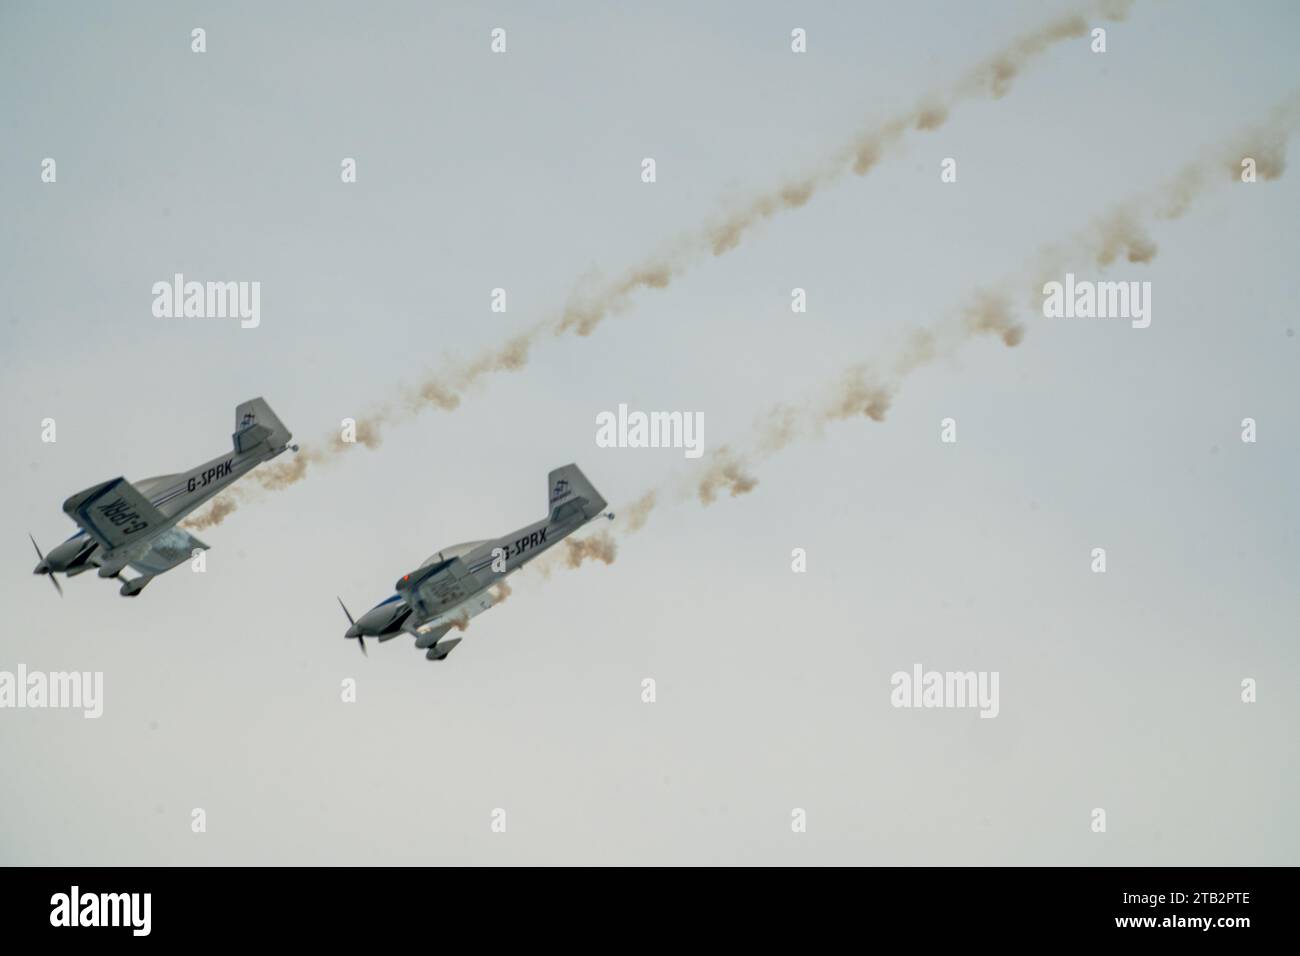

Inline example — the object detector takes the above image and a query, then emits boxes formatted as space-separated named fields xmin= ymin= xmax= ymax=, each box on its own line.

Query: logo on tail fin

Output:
xmin=550 ymin=479 xmax=570 ymax=503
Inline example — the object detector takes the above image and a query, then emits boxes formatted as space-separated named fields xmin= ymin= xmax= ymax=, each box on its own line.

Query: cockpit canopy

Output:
xmin=395 ymin=541 xmax=490 ymax=594
xmin=417 ymin=540 xmax=487 ymax=568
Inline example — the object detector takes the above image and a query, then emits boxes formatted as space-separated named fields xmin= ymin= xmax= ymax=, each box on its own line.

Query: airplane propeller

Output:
xmin=29 ymin=533 xmax=63 ymax=597
xmin=338 ymin=597 xmax=366 ymax=656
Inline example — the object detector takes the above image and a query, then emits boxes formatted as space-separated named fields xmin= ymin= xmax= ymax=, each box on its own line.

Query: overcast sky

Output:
xmin=1 ymin=0 xmax=1297 ymax=865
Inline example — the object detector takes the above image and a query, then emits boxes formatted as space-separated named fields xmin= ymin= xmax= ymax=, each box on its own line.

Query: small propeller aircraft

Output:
xmin=338 ymin=463 xmax=613 ymax=661
xmin=30 ymin=398 xmax=297 ymax=597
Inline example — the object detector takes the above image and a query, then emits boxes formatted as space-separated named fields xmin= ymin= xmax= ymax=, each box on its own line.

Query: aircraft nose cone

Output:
xmin=33 ymin=561 xmax=49 ymax=575
xmin=345 ymin=624 xmax=361 ymax=639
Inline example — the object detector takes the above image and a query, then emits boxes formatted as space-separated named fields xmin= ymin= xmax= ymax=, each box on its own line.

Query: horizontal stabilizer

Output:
xmin=232 ymin=422 xmax=271 ymax=453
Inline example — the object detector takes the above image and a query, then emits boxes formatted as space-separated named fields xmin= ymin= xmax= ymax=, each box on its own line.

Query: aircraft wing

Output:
xmin=62 ymin=477 xmax=169 ymax=553
xmin=127 ymin=527 xmax=210 ymax=576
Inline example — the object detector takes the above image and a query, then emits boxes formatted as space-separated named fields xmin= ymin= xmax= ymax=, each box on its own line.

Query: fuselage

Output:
xmin=36 ymin=441 xmax=289 ymax=578
xmin=349 ymin=509 xmax=595 ymax=641
xmin=136 ymin=442 xmax=284 ymax=526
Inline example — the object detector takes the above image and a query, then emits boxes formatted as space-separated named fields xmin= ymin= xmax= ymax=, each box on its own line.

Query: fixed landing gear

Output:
xmin=119 ymin=575 xmax=153 ymax=598
xmin=424 ymin=638 xmax=462 ymax=661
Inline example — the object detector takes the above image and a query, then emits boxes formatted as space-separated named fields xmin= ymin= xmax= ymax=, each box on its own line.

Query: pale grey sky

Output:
xmin=1 ymin=0 xmax=1297 ymax=864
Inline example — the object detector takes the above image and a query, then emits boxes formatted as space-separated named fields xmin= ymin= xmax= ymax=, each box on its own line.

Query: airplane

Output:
xmin=30 ymin=398 xmax=297 ymax=597
xmin=338 ymin=463 xmax=613 ymax=661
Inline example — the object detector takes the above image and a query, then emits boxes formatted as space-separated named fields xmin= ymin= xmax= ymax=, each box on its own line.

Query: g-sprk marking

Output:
xmin=97 ymin=499 xmax=147 ymax=535
xmin=187 ymin=459 xmax=233 ymax=493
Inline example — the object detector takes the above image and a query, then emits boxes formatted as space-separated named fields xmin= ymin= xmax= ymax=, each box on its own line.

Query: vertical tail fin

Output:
xmin=548 ymin=464 xmax=607 ymax=523
xmin=233 ymin=397 xmax=291 ymax=453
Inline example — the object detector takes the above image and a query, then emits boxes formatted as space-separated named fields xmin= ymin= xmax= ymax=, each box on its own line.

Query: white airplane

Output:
xmin=339 ymin=464 xmax=612 ymax=661
xmin=31 ymin=398 xmax=297 ymax=597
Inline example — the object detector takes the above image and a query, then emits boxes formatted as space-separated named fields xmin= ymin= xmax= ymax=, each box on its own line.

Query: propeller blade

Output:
xmin=337 ymin=597 xmax=355 ymax=626
xmin=30 ymin=534 xmax=61 ymax=596
xmin=356 ymin=635 xmax=367 ymax=656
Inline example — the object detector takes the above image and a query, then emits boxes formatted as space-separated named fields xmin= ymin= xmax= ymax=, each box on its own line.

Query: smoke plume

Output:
xmin=228 ymin=1 xmax=1132 ymax=484
xmin=678 ymin=109 xmax=1298 ymax=506
xmin=529 ymin=527 xmax=621 ymax=579
xmin=182 ymin=100 xmax=1297 ymax=532
xmin=696 ymin=447 xmax=762 ymax=504
xmin=548 ymin=3 xmax=1130 ymax=343
xmin=561 ymin=529 xmax=619 ymax=569
xmin=622 ymin=491 xmax=658 ymax=534
xmin=446 ymin=95 xmax=1300 ymax=587
xmin=488 ymin=579 xmax=512 ymax=606
xmin=180 ymin=492 xmax=242 ymax=531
